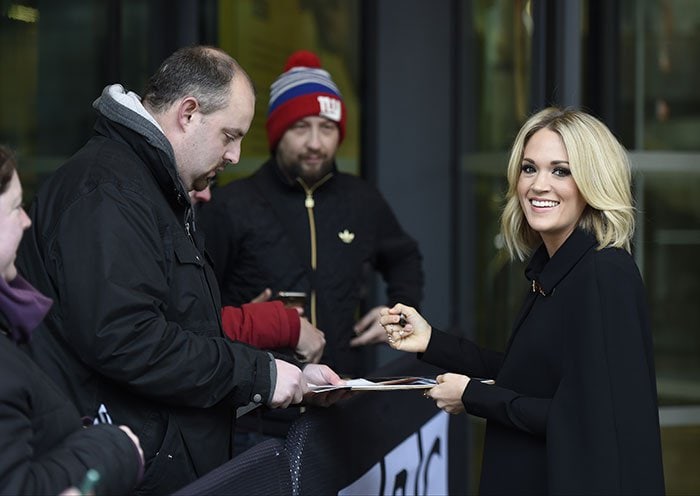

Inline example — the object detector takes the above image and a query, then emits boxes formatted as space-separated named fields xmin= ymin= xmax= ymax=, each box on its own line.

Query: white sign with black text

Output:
xmin=339 ymin=411 xmax=449 ymax=496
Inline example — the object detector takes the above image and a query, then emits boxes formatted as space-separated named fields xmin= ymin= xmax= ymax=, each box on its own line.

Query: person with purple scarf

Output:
xmin=0 ymin=145 xmax=144 ymax=495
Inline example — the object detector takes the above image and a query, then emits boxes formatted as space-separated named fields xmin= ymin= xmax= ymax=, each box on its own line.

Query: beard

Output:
xmin=285 ymin=156 xmax=334 ymax=185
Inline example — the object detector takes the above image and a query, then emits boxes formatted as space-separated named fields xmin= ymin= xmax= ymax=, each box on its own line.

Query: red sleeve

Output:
xmin=220 ymin=301 xmax=300 ymax=349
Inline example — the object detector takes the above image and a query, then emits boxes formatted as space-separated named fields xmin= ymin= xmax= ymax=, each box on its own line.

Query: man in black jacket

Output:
xmin=199 ymin=50 xmax=424 ymax=450
xmin=17 ymin=46 xmax=341 ymax=495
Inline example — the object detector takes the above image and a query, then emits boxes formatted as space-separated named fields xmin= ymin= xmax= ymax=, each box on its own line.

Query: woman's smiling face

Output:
xmin=517 ymin=128 xmax=587 ymax=256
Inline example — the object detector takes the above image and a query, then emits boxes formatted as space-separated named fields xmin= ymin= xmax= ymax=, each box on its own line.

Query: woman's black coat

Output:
xmin=422 ymin=229 xmax=665 ymax=495
xmin=0 ymin=316 xmax=141 ymax=495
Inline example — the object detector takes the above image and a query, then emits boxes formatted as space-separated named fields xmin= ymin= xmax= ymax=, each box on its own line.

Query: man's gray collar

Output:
xmin=92 ymin=84 xmax=175 ymax=164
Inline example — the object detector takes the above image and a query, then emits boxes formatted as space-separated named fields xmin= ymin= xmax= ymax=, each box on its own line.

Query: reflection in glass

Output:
xmin=641 ymin=169 xmax=700 ymax=405
xmin=471 ymin=0 xmax=532 ymax=152
xmin=621 ymin=0 xmax=700 ymax=150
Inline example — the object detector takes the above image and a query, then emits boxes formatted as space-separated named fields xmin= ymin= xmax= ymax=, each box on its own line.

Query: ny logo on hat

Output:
xmin=318 ymin=96 xmax=342 ymax=122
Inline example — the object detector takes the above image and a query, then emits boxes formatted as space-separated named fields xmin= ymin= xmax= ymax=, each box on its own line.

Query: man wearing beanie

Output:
xmin=198 ymin=50 xmax=424 ymax=450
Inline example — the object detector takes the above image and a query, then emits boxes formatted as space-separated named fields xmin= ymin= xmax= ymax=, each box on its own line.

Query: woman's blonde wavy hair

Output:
xmin=500 ymin=107 xmax=635 ymax=261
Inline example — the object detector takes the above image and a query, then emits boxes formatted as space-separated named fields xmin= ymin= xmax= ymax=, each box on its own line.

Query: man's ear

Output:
xmin=178 ymin=97 xmax=199 ymax=129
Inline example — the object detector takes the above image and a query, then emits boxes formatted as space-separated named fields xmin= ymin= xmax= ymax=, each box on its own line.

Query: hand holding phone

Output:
xmin=277 ymin=291 xmax=307 ymax=309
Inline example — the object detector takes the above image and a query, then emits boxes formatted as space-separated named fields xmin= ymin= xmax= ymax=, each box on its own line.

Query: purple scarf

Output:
xmin=0 ymin=274 xmax=53 ymax=343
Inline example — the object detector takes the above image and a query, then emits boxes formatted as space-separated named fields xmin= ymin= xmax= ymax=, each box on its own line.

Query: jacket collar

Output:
xmin=524 ymin=228 xmax=598 ymax=296
xmin=261 ymin=157 xmax=338 ymax=192
xmin=93 ymin=84 xmax=175 ymax=164
xmin=93 ymin=84 xmax=190 ymax=208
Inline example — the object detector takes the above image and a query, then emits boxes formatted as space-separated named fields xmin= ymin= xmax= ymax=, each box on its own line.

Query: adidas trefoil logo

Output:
xmin=338 ymin=229 xmax=355 ymax=244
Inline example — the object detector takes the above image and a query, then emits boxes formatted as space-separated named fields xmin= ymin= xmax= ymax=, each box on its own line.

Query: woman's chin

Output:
xmin=2 ymin=266 xmax=18 ymax=282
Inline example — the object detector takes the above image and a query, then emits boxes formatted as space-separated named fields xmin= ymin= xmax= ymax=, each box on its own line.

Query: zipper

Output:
xmin=180 ymin=193 xmax=221 ymax=327
xmin=297 ymin=173 xmax=333 ymax=328
xmin=184 ymin=214 xmax=222 ymax=327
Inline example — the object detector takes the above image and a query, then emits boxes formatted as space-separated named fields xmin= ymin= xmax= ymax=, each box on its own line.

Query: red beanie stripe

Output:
xmin=266 ymin=93 xmax=346 ymax=151
xmin=266 ymin=50 xmax=346 ymax=151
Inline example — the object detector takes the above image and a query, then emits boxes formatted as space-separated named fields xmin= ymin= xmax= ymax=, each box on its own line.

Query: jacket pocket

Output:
xmin=168 ymin=235 xmax=220 ymax=335
xmin=173 ymin=235 xmax=205 ymax=268
xmin=135 ymin=415 xmax=198 ymax=495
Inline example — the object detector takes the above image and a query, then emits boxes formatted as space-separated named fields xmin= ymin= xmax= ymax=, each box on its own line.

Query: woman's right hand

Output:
xmin=379 ymin=304 xmax=431 ymax=353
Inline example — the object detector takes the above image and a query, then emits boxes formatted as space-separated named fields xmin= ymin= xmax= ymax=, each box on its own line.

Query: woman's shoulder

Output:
xmin=592 ymin=245 xmax=637 ymax=269
xmin=0 ymin=335 xmax=60 ymax=413
xmin=587 ymin=246 xmax=643 ymax=287
xmin=0 ymin=334 xmax=26 ymax=394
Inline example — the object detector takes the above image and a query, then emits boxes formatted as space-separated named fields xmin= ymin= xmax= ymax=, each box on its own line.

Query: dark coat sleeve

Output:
xmin=370 ymin=189 xmax=424 ymax=309
xmin=422 ymin=328 xmax=503 ymax=379
xmin=423 ymin=329 xmax=551 ymax=435
xmin=40 ymin=185 xmax=272 ymax=407
xmin=546 ymin=251 xmax=665 ymax=495
xmin=0 ymin=343 xmax=142 ymax=495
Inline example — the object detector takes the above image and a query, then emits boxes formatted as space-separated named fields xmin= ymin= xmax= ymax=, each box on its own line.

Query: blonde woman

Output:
xmin=381 ymin=108 xmax=664 ymax=495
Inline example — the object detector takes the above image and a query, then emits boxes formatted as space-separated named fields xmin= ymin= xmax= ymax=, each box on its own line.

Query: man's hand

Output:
xmin=302 ymin=363 xmax=345 ymax=388
xmin=270 ymin=359 xmax=308 ymax=408
xmin=296 ymin=318 xmax=325 ymax=363
xmin=301 ymin=364 xmax=351 ymax=407
xmin=350 ymin=306 xmax=389 ymax=347
xmin=249 ymin=288 xmax=272 ymax=303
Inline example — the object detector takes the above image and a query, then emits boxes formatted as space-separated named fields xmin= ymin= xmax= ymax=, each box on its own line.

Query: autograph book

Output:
xmin=309 ymin=376 xmax=437 ymax=393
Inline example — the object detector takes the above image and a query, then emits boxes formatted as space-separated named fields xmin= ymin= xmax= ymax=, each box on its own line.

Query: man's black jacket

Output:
xmin=200 ymin=159 xmax=424 ymax=377
xmin=17 ymin=88 xmax=275 ymax=495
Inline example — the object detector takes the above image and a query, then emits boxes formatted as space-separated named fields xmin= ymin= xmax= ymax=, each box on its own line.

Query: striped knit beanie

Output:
xmin=266 ymin=50 xmax=346 ymax=150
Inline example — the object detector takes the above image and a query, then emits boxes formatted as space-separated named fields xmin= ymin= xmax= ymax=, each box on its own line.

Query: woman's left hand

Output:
xmin=425 ymin=373 xmax=470 ymax=414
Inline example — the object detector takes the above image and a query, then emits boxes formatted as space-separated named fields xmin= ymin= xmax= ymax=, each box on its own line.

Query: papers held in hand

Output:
xmin=309 ymin=376 xmax=438 ymax=393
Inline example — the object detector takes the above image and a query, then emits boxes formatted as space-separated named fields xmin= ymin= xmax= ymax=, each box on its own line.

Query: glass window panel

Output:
xmin=620 ymin=0 xmax=700 ymax=150
xmin=0 ymin=1 xmax=152 ymax=200
xmin=463 ymin=0 xmax=535 ymax=347
xmin=636 ymin=160 xmax=700 ymax=406
xmin=460 ymin=3 xmax=535 ymax=483
xmin=637 ymin=158 xmax=700 ymax=494
xmin=120 ymin=1 xmax=151 ymax=92
xmin=471 ymin=0 xmax=532 ymax=152
xmin=463 ymin=154 xmax=525 ymax=350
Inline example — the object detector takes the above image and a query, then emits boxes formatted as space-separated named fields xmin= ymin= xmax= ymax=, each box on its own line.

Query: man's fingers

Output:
xmin=250 ymin=288 xmax=272 ymax=303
